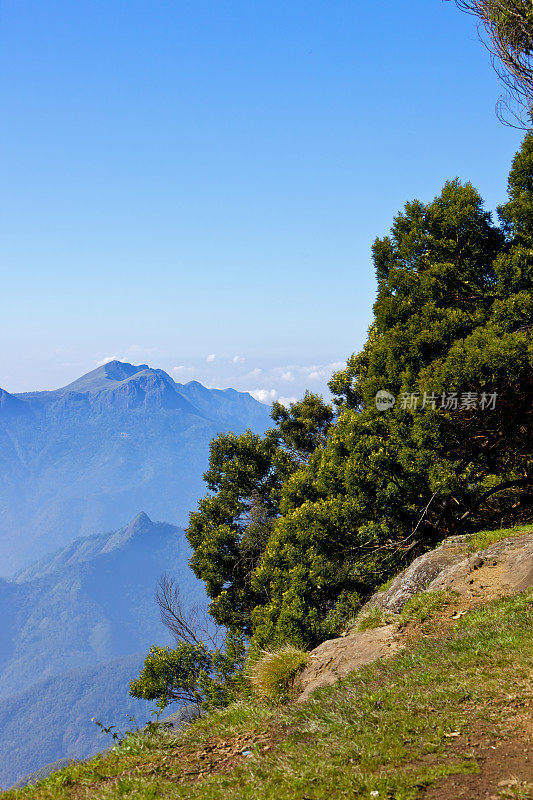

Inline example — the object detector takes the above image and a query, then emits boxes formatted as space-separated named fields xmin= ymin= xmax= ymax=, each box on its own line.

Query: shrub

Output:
xmin=248 ymin=645 xmax=308 ymax=702
xmin=322 ymin=590 xmax=361 ymax=637
xmin=130 ymin=632 xmax=248 ymax=712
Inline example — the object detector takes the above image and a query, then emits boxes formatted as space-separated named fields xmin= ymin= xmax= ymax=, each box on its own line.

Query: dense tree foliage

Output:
xmin=129 ymin=633 xmax=247 ymax=711
xmin=183 ymin=135 xmax=532 ymax=659
xmin=186 ymin=393 xmax=334 ymax=633
xmin=249 ymin=138 xmax=533 ymax=648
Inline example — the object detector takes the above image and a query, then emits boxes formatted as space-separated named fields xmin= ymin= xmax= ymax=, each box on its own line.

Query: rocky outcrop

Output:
xmin=368 ymin=533 xmax=533 ymax=613
xmin=426 ymin=533 xmax=533 ymax=599
xmin=297 ymin=624 xmax=401 ymax=701
xmin=297 ymin=531 xmax=533 ymax=701
xmin=366 ymin=535 xmax=472 ymax=614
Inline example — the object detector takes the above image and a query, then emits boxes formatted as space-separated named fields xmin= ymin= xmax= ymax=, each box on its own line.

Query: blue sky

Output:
xmin=0 ymin=0 xmax=524 ymax=401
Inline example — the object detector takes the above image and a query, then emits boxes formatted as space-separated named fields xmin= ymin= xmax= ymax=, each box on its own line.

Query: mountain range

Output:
xmin=0 ymin=512 xmax=206 ymax=788
xmin=0 ymin=361 xmax=271 ymax=575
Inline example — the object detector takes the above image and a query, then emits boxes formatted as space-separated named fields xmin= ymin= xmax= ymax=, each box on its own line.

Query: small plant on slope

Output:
xmin=248 ymin=645 xmax=308 ymax=702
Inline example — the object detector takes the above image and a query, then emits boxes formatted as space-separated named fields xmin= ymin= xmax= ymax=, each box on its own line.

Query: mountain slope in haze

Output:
xmin=0 ymin=361 xmax=271 ymax=575
xmin=0 ymin=512 xmax=206 ymax=787
xmin=0 ymin=513 xmax=206 ymax=701
xmin=0 ymin=654 xmax=151 ymax=789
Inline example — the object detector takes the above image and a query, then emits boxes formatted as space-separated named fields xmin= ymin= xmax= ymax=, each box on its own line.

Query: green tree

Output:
xmin=249 ymin=141 xmax=533 ymax=649
xmin=186 ymin=393 xmax=334 ymax=634
xmin=129 ymin=642 xmax=212 ymax=710
xmin=130 ymin=575 xmax=248 ymax=711
xmin=129 ymin=633 xmax=247 ymax=712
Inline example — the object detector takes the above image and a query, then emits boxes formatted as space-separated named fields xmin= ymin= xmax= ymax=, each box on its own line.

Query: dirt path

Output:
xmin=423 ymin=719 xmax=533 ymax=799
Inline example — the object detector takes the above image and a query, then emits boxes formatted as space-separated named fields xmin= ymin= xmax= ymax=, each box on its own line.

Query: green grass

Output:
xmin=377 ymin=575 xmax=395 ymax=592
xmin=5 ymin=590 xmax=531 ymax=800
xmin=466 ymin=522 xmax=532 ymax=553
xmin=353 ymin=606 xmax=396 ymax=631
xmin=399 ymin=589 xmax=460 ymax=624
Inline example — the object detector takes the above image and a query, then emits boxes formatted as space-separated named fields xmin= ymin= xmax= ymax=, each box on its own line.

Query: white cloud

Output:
xmin=250 ymin=388 xmax=278 ymax=404
xmin=301 ymin=361 xmax=344 ymax=381
xmin=206 ymin=354 xmax=216 ymax=363
xmin=281 ymin=371 xmax=294 ymax=382
xmin=172 ymin=365 xmax=195 ymax=376
xmin=321 ymin=361 xmax=343 ymax=375
xmin=246 ymin=367 xmax=263 ymax=378
xmin=95 ymin=356 xmax=119 ymax=367
xmin=278 ymin=396 xmax=297 ymax=408
xmin=231 ymin=355 xmax=245 ymax=365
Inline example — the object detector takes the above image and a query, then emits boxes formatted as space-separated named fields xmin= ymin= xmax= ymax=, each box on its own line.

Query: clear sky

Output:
xmin=0 ymin=0 xmax=525 ymax=402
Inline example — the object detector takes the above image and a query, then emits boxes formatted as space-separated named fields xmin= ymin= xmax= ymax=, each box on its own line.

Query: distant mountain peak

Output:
xmin=52 ymin=362 xmax=204 ymax=413
xmin=0 ymin=388 xmax=29 ymax=416
xmin=61 ymin=361 xmax=150 ymax=394
xmin=103 ymin=360 xmax=150 ymax=378
xmin=100 ymin=512 xmax=160 ymax=552
xmin=14 ymin=512 xmax=173 ymax=583
xmin=119 ymin=511 xmax=154 ymax=539
xmin=1 ymin=362 xmax=272 ymax=575
xmin=132 ymin=511 xmax=151 ymax=526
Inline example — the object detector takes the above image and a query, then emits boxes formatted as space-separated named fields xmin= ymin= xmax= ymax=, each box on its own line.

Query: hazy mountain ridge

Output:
xmin=13 ymin=362 xmax=263 ymax=418
xmin=0 ymin=361 xmax=271 ymax=575
xmin=15 ymin=511 xmax=163 ymax=582
xmin=0 ymin=654 xmax=151 ymax=789
xmin=0 ymin=513 xmax=205 ymax=700
xmin=0 ymin=512 xmax=206 ymax=787
xmin=0 ymin=362 xmax=270 ymax=785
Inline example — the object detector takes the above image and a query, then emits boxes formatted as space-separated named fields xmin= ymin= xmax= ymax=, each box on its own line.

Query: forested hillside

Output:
xmin=0 ymin=656 xmax=150 ymax=789
xmin=0 ymin=513 xmax=205 ymax=700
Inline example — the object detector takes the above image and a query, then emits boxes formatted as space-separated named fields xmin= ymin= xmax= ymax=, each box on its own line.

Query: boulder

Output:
xmin=297 ymin=624 xmax=401 ymax=701
xmin=367 ymin=535 xmax=471 ymax=614
xmin=427 ymin=533 xmax=533 ymax=600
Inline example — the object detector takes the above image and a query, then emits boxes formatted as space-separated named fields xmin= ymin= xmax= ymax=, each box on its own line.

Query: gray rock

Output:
xmin=427 ymin=533 xmax=533 ymax=598
xmin=297 ymin=531 xmax=532 ymax=702
xmin=367 ymin=535 xmax=472 ymax=613
xmin=297 ymin=624 xmax=401 ymax=702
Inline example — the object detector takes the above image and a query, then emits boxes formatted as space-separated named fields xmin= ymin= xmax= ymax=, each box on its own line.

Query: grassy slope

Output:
xmin=466 ymin=522 xmax=533 ymax=552
xmin=3 ymin=589 xmax=531 ymax=800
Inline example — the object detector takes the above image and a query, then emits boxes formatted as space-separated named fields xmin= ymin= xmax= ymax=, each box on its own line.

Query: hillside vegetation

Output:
xmin=122 ymin=133 xmax=533 ymax=793
xmin=185 ymin=132 xmax=533 ymax=656
xmin=3 ymin=587 xmax=531 ymax=799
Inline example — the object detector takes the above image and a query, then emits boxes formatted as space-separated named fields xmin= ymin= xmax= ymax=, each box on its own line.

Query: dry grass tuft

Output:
xmin=248 ymin=645 xmax=308 ymax=702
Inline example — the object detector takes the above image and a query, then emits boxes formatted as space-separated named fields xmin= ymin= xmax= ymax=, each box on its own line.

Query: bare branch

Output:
xmin=156 ymin=573 xmax=223 ymax=649
xmin=450 ymin=0 xmax=533 ymax=126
